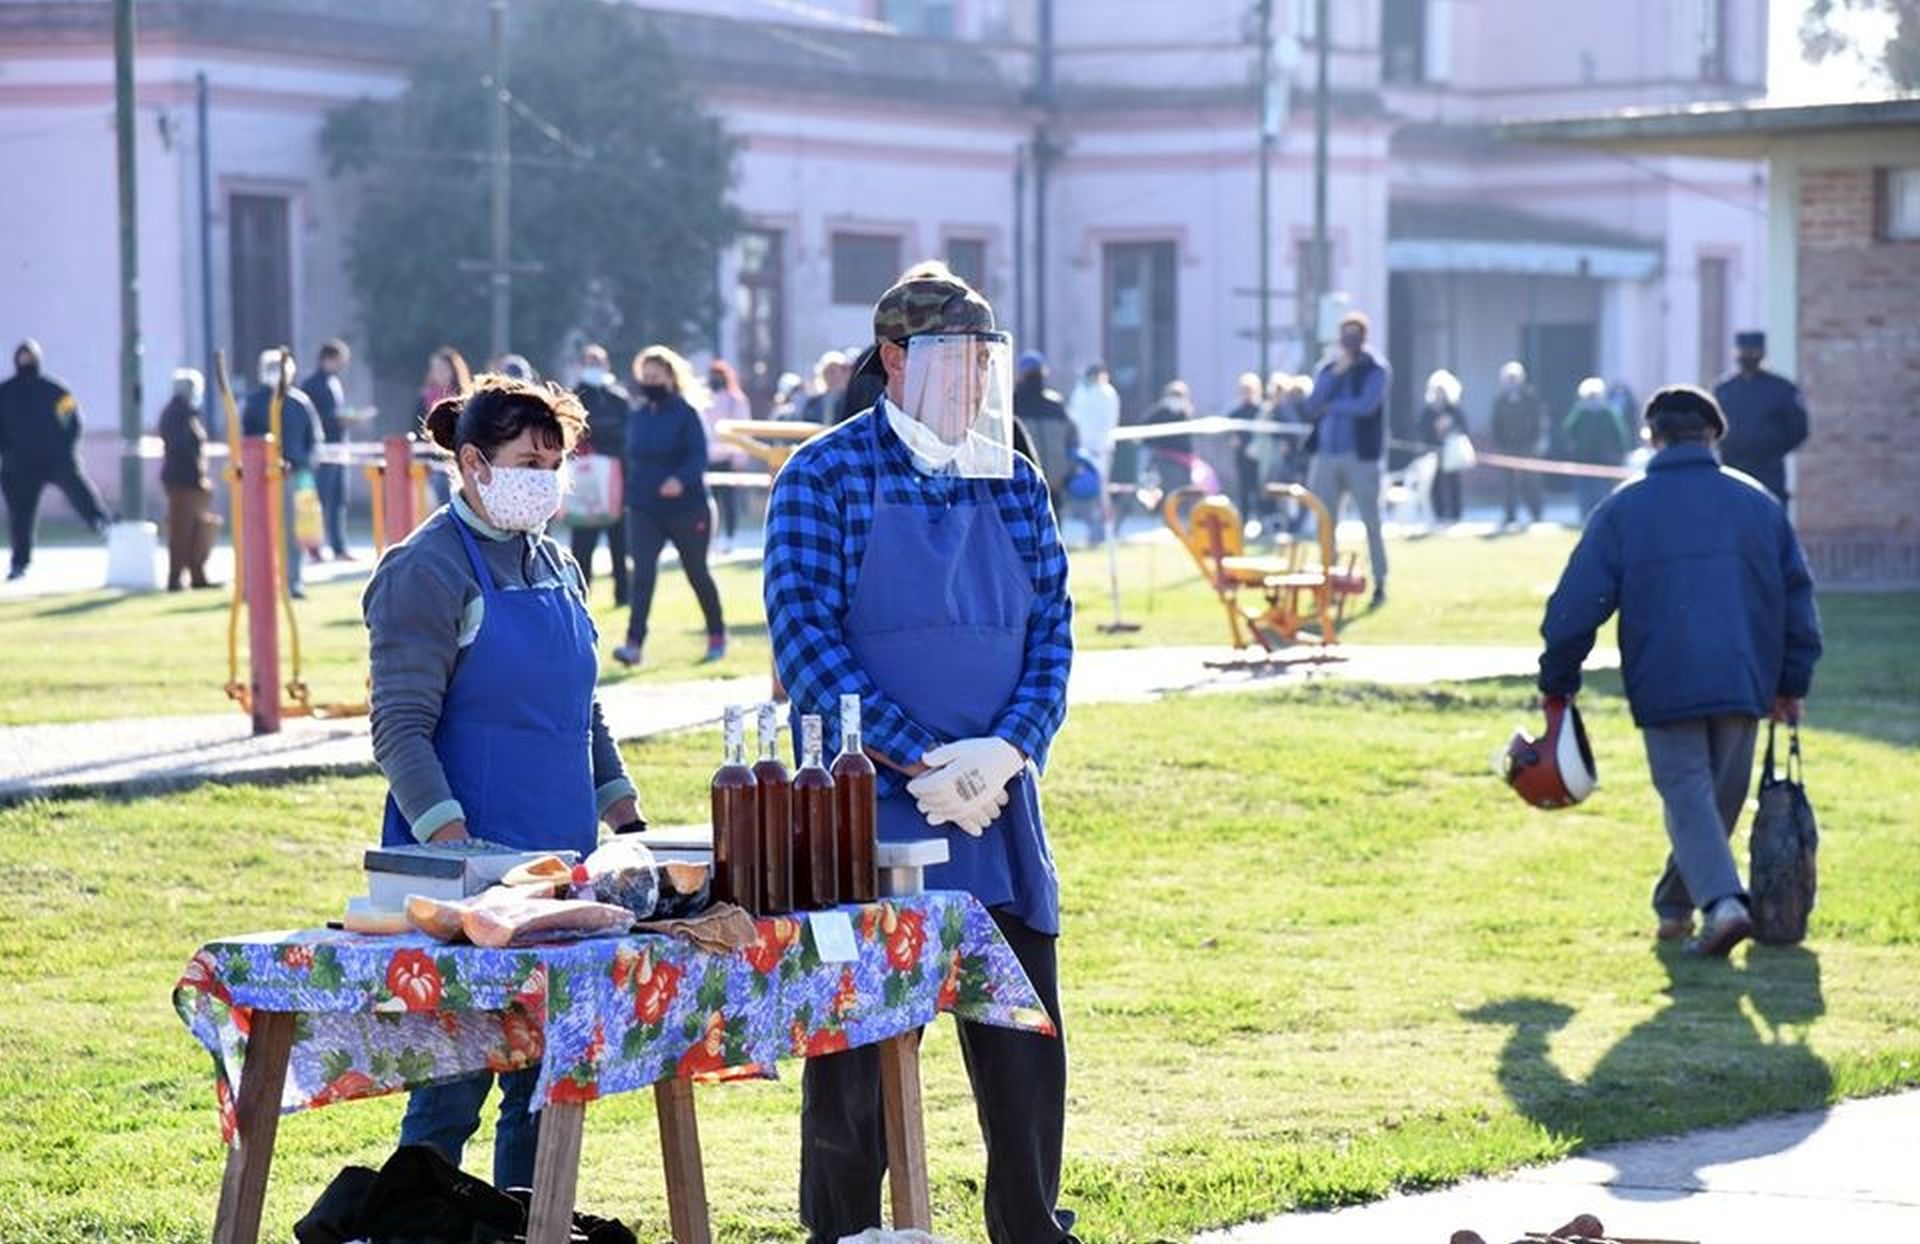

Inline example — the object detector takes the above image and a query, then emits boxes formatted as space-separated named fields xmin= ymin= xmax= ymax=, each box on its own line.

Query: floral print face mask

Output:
xmin=473 ymin=457 xmax=562 ymax=532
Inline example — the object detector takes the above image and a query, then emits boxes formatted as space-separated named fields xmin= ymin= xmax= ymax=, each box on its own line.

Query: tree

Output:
xmin=320 ymin=0 xmax=739 ymax=396
xmin=1800 ymin=0 xmax=1920 ymax=90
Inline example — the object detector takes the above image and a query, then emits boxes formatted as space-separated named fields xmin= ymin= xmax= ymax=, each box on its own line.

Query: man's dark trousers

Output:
xmin=3 ymin=459 xmax=110 ymax=572
xmin=799 ymin=908 xmax=1070 ymax=1244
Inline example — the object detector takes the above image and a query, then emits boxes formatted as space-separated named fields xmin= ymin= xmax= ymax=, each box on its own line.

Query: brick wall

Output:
xmin=1795 ymin=167 xmax=1920 ymax=585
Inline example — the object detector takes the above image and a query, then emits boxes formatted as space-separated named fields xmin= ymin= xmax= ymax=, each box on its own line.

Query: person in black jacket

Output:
xmin=302 ymin=337 xmax=355 ymax=561
xmin=1303 ymin=312 xmax=1390 ymax=607
xmin=569 ymin=343 xmax=632 ymax=606
xmin=615 ymin=345 xmax=726 ymax=667
xmin=158 ymin=368 xmax=217 ymax=590
xmin=1712 ymin=330 xmax=1808 ymax=504
xmin=0 ymin=339 xmax=113 ymax=579
xmin=1015 ymin=351 xmax=1079 ymax=515
xmin=1488 ymin=361 xmax=1547 ymax=528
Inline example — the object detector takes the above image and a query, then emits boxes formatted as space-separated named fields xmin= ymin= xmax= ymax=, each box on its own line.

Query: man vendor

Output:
xmin=764 ymin=263 xmax=1078 ymax=1244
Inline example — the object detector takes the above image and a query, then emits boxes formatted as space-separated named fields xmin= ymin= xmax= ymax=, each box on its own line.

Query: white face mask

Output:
xmin=580 ymin=366 xmax=609 ymax=387
xmin=884 ymin=398 xmax=962 ymax=473
xmin=472 ymin=458 xmax=562 ymax=532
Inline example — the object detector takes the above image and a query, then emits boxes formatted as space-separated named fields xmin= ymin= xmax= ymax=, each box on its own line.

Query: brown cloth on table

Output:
xmin=635 ymin=902 xmax=758 ymax=954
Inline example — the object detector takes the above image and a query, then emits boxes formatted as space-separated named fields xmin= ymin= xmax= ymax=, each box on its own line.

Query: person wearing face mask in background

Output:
xmin=570 ymin=343 xmax=632 ymax=606
xmin=701 ymin=358 xmax=753 ymax=553
xmin=362 ymin=374 xmax=645 ymax=1189
xmin=764 ymin=262 xmax=1077 ymax=1244
xmin=616 ymin=344 xmax=727 ymax=667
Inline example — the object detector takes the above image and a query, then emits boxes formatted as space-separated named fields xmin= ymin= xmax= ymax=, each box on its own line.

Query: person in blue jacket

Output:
xmin=241 ymin=346 xmax=323 ymax=598
xmin=364 ymin=373 xmax=644 ymax=1189
xmin=1537 ymin=385 xmax=1822 ymax=958
xmin=614 ymin=345 xmax=726 ymax=667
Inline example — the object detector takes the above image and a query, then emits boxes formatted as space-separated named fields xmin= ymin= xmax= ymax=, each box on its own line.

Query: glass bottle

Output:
xmin=710 ymin=705 xmax=761 ymax=913
xmin=832 ymin=694 xmax=879 ymax=903
xmin=793 ymin=714 xmax=839 ymax=909
xmin=754 ymin=702 xmax=794 ymax=914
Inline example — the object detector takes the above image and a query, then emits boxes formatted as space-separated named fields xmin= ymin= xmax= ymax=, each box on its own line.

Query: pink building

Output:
xmin=0 ymin=0 xmax=1769 ymax=514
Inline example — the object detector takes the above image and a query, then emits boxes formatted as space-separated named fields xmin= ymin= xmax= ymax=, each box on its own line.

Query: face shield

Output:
xmin=893 ymin=331 xmax=1015 ymax=479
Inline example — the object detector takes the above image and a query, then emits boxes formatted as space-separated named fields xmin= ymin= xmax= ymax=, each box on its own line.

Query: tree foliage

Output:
xmin=320 ymin=0 xmax=739 ymax=390
xmin=1799 ymin=0 xmax=1920 ymax=89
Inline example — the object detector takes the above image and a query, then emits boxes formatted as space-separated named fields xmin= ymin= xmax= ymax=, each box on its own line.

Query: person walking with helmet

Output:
xmin=1530 ymin=385 xmax=1822 ymax=958
xmin=764 ymin=261 xmax=1077 ymax=1244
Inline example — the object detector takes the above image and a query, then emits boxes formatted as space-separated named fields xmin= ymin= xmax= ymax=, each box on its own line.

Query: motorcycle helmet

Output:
xmin=1501 ymin=695 xmax=1597 ymax=809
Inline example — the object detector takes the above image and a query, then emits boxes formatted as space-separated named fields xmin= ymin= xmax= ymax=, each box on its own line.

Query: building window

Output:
xmin=229 ymin=192 xmax=293 ymax=387
xmin=1102 ymin=241 xmax=1178 ymax=420
xmin=945 ymin=237 xmax=987 ymax=291
xmin=1697 ymin=255 xmax=1729 ymax=385
xmin=831 ymin=232 xmax=902 ymax=306
xmin=882 ymin=0 xmax=954 ymax=38
xmin=1381 ymin=0 xmax=1426 ymax=84
xmin=1883 ymin=168 xmax=1920 ymax=239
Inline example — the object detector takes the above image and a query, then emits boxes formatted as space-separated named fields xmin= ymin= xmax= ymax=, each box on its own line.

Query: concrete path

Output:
xmin=1198 ymin=1091 xmax=1920 ymax=1242
xmin=0 ymin=641 xmax=1601 ymax=804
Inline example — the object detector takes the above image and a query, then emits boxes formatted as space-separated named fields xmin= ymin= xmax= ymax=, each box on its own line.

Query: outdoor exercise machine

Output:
xmin=212 ymin=349 xmax=393 ymax=735
xmin=1161 ymin=482 xmax=1366 ymax=653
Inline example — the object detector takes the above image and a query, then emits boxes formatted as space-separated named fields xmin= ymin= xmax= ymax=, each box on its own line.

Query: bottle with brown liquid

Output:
xmin=832 ymin=693 xmax=879 ymax=903
xmin=792 ymin=714 xmax=839 ymax=909
xmin=710 ymin=705 xmax=761 ymax=913
xmin=754 ymin=702 xmax=794 ymax=914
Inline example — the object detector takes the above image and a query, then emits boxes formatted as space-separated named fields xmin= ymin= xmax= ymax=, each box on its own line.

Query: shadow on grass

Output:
xmin=1466 ymin=945 xmax=1828 ymax=1196
xmin=27 ymin=593 xmax=130 ymax=619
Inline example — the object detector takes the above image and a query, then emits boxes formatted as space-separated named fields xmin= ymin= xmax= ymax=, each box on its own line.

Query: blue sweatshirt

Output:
xmin=624 ymin=392 xmax=708 ymax=514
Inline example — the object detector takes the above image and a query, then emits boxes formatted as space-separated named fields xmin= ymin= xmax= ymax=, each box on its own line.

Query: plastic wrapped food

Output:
xmin=459 ymin=894 xmax=635 ymax=949
xmin=579 ymin=839 xmax=660 ymax=919
xmin=499 ymin=854 xmax=573 ymax=895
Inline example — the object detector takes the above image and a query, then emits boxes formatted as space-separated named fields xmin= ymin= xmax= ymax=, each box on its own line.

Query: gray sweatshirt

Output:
xmin=364 ymin=495 xmax=635 ymax=841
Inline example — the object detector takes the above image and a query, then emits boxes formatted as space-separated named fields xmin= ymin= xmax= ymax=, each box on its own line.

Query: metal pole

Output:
xmin=241 ymin=437 xmax=281 ymax=735
xmin=197 ymin=71 xmax=216 ymax=435
xmin=488 ymin=0 xmax=511 ymax=359
xmin=1309 ymin=0 xmax=1331 ymax=366
xmin=1032 ymin=0 xmax=1056 ymax=354
xmin=1012 ymin=149 xmax=1026 ymax=332
xmin=113 ymin=0 xmax=144 ymax=519
xmin=1257 ymin=0 xmax=1274 ymax=380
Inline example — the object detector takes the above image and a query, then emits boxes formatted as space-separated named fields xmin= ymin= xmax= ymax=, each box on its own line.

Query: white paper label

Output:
xmin=809 ymin=911 xmax=859 ymax=963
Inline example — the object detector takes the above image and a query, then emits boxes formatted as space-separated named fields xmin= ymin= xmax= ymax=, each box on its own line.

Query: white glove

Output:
xmin=927 ymin=787 xmax=1011 ymax=838
xmin=909 ymin=737 xmax=1025 ymax=819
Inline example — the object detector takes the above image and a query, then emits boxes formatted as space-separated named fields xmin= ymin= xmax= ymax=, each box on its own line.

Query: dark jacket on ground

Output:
xmin=1489 ymin=386 xmax=1546 ymax=455
xmin=1538 ymin=442 xmax=1822 ymax=728
xmin=624 ymin=391 xmax=708 ymax=514
xmin=158 ymin=396 xmax=209 ymax=491
xmin=1302 ymin=351 xmax=1388 ymax=461
xmin=1713 ymin=367 xmax=1808 ymax=502
xmin=241 ymin=384 xmax=323 ymax=471
xmin=0 ymin=366 xmax=82 ymax=471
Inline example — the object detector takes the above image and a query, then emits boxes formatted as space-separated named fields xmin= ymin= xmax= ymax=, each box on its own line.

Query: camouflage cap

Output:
xmin=872 ymin=269 xmax=995 ymax=343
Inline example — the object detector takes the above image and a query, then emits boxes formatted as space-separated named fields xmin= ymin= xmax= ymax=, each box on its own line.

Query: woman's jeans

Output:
xmin=625 ymin=502 xmax=726 ymax=645
xmin=398 ymin=1068 xmax=541 ymax=1190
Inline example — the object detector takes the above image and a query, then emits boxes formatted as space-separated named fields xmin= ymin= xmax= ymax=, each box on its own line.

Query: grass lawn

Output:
xmin=0 ymin=574 xmax=1915 ymax=1240
xmin=1 ymin=525 xmax=1594 ymax=726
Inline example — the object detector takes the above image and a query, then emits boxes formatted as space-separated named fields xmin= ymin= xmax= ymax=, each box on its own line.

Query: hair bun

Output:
xmin=422 ymin=396 xmax=462 ymax=450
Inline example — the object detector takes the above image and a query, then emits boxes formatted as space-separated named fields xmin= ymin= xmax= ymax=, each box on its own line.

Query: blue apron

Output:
xmin=843 ymin=413 xmax=1061 ymax=934
xmin=381 ymin=515 xmax=600 ymax=857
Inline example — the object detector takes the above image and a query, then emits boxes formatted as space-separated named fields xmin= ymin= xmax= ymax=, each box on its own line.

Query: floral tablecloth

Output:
xmin=174 ymin=892 xmax=1050 ymax=1144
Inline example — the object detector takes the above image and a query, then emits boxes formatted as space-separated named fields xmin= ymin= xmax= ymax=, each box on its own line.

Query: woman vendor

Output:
xmin=363 ymin=374 xmax=645 ymax=1188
